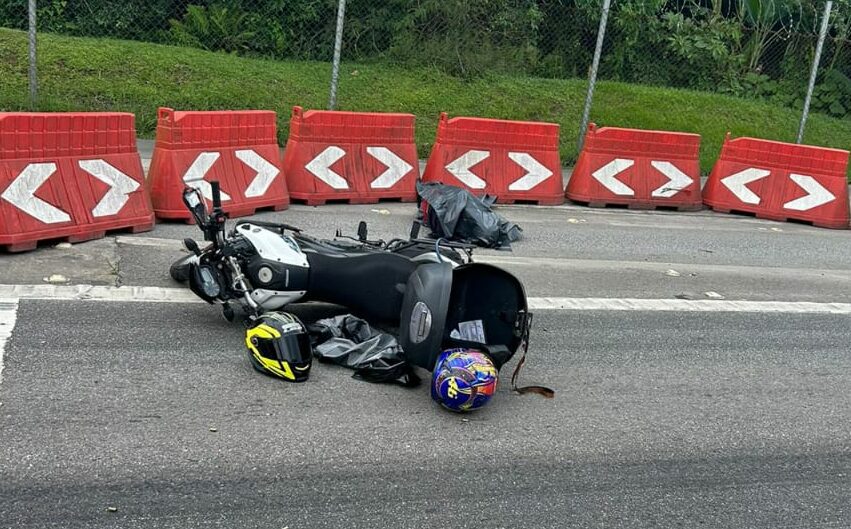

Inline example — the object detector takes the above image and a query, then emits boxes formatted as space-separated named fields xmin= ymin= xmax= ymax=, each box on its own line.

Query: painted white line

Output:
xmin=528 ymin=297 xmax=851 ymax=314
xmin=0 ymin=298 xmax=20 ymax=398
xmin=1 ymin=284 xmax=850 ymax=315
xmin=115 ymin=236 xmax=185 ymax=249
xmin=474 ymin=255 xmax=851 ymax=281
xmin=111 ymin=236 xmax=851 ymax=284
xmin=0 ymin=284 xmax=201 ymax=304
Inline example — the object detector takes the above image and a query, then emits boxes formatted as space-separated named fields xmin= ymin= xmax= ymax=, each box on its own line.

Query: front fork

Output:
xmin=225 ymin=255 xmax=260 ymax=315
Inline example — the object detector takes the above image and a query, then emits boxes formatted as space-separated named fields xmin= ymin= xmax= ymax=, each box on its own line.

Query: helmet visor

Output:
xmin=253 ymin=331 xmax=312 ymax=366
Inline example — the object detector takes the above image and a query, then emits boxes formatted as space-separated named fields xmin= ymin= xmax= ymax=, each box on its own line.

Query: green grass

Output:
xmin=1 ymin=28 xmax=850 ymax=176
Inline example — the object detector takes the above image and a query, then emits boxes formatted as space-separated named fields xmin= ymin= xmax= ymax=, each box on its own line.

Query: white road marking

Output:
xmin=474 ymin=254 xmax=851 ymax=281
xmin=115 ymin=236 xmax=185 ymax=249
xmin=0 ymin=285 xmax=200 ymax=303
xmin=0 ymin=298 xmax=19 ymax=396
xmin=64 ymin=235 xmax=851 ymax=285
xmin=528 ymin=297 xmax=851 ymax=314
xmin=104 ymin=236 xmax=851 ymax=284
xmin=1 ymin=284 xmax=850 ymax=314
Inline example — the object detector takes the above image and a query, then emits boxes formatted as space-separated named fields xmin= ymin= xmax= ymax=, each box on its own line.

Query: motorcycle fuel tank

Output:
xmin=238 ymin=223 xmax=310 ymax=309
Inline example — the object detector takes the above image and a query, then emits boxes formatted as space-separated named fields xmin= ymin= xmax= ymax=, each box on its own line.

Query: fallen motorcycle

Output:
xmin=171 ymin=182 xmax=532 ymax=374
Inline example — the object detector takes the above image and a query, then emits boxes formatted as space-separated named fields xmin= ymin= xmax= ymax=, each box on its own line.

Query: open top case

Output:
xmin=399 ymin=262 xmax=531 ymax=371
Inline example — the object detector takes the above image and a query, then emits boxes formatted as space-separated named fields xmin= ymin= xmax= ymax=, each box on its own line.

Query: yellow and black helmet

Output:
xmin=246 ymin=312 xmax=312 ymax=382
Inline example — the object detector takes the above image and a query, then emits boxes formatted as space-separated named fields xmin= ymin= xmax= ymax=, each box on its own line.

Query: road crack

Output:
xmin=108 ymin=237 xmax=123 ymax=287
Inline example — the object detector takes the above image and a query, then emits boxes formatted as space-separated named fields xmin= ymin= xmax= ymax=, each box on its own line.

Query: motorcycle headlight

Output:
xmin=190 ymin=263 xmax=222 ymax=303
xmin=199 ymin=266 xmax=220 ymax=298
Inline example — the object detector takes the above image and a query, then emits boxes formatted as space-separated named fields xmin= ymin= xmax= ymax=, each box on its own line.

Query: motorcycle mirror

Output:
xmin=182 ymin=187 xmax=209 ymax=227
xmin=409 ymin=221 xmax=421 ymax=239
xmin=183 ymin=238 xmax=201 ymax=256
xmin=210 ymin=180 xmax=223 ymax=211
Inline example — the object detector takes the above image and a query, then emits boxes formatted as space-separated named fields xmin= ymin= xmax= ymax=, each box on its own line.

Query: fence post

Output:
xmin=797 ymin=0 xmax=833 ymax=144
xmin=28 ymin=0 xmax=37 ymax=110
xmin=578 ymin=0 xmax=611 ymax=152
xmin=328 ymin=0 xmax=347 ymax=110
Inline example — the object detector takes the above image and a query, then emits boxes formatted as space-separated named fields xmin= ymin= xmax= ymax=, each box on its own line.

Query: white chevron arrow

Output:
xmin=651 ymin=161 xmax=693 ymax=198
xmin=592 ymin=158 xmax=635 ymax=196
xmin=721 ymin=168 xmax=770 ymax=205
xmin=237 ymin=149 xmax=280 ymax=198
xmin=306 ymin=146 xmax=348 ymax=190
xmin=508 ymin=152 xmax=553 ymax=191
xmin=183 ymin=152 xmax=231 ymax=202
xmin=78 ymin=159 xmax=140 ymax=217
xmin=446 ymin=150 xmax=489 ymax=189
xmin=367 ymin=147 xmax=413 ymax=189
xmin=783 ymin=173 xmax=835 ymax=211
xmin=1 ymin=163 xmax=71 ymax=224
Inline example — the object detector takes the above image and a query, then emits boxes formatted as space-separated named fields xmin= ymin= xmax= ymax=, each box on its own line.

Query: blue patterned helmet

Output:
xmin=431 ymin=348 xmax=498 ymax=412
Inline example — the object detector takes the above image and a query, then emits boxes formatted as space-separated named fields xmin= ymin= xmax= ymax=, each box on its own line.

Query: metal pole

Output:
xmin=28 ymin=0 xmax=37 ymax=110
xmin=328 ymin=0 xmax=347 ymax=110
xmin=578 ymin=0 xmax=611 ymax=152
xmin=797 ymin=0 xmax=832 ymax=144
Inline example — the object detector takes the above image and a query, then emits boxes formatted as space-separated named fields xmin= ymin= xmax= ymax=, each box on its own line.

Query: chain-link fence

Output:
xmin=0 ymin=0 xmax=848 ymax=148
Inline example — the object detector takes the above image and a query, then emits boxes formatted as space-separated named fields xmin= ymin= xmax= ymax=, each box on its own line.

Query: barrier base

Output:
xmin=568 ymin=198 xmax=703 ymax=212
xmin=496 ymin=196 xmax=565 ymax=206
xmin=289 ymin=195 xmax=416 ymax=206
xmin=705 ymin=205 xmax=849 ymax=229
xmin=1 ymin=221 xmax=154 ymax=253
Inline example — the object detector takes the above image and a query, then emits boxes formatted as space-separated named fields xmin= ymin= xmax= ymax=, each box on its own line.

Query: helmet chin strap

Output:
xmin=510 ymin=312 xmax=555 ymax=399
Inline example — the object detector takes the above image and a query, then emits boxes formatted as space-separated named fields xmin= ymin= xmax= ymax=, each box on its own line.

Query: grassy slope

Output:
xmin=1 ymin=28 xmax=849 ymax=176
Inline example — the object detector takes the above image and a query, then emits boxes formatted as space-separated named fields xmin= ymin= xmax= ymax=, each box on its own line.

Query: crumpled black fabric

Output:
xmin=417 ymin=182 xmax=522 ymax=250
xmin=307 ymin=315 xmax=420 ymax=387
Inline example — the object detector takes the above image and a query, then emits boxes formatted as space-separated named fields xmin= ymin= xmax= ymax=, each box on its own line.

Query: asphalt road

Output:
xmin=1 ymin=202 xmax=851 ymax=528
xmin=2 ymin=300 xmax=850 ymax=528
xmin=2 ymin=202 xmax=850 ymax=301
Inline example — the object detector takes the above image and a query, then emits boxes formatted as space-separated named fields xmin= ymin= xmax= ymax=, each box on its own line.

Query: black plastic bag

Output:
xmin=417 ymin=182 xmax=522 ymax=249
xmin=308 ymin=315 xmax=420 ymax=387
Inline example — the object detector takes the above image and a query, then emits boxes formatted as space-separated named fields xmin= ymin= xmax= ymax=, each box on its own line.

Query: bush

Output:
xmin=389 ymin=0 xmax=542 ymax=79
xmin=0 ymin=0 xmax=848 ymax=118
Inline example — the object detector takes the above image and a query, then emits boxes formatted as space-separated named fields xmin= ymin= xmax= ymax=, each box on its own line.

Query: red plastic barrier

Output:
xmin=149 ymin=108 xmax=288 ymax=220
xmin=283 ymin=107 xmax=418 ymax=205
xmin=422 ymin=113 xmax=563 ymax=205
xmin=0 ymin=112 xmax=153 ymax=252
xmin=565 ymin=124 xmax=702 ymax=210
xmin=703 ymin=135 xmax=850 ymax=229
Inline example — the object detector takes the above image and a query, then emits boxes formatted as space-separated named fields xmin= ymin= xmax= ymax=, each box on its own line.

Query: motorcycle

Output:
xmin=172 ymin=182 xmax=531 ymax=372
